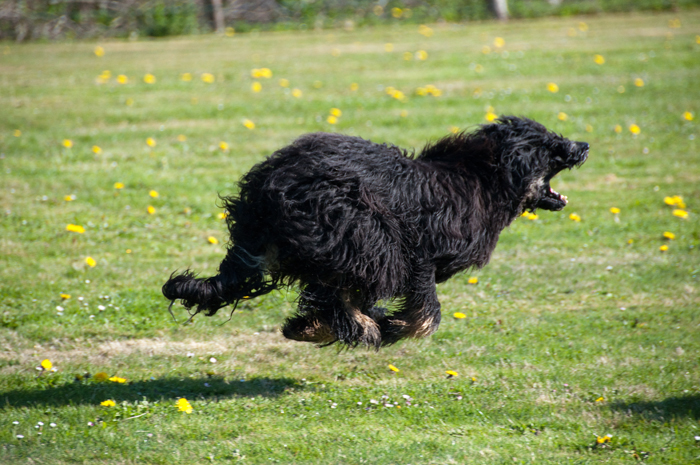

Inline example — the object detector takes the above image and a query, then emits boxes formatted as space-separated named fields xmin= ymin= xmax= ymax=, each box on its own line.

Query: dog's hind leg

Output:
xmin=282 ymin=283 xmax=381 ymax=348
xmin=379 ymin=266 xmax=441 ymax=346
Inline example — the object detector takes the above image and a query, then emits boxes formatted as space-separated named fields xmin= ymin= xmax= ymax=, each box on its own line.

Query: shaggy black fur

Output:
xmin=163 ymin=116 xmax=588 ymax=348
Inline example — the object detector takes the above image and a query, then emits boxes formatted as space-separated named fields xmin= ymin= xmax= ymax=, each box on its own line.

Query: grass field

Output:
xmin=1 ymin=10 xmax=699 ymax=464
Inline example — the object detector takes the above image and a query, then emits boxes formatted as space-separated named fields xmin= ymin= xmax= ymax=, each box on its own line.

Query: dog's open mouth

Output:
xmin=536 ymin=179 xmax=568 ymax=211
xmin=535 ymin=143 xmax=588 ymax=211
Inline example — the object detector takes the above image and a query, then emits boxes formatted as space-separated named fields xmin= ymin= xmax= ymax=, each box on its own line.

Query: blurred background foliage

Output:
xmin=1 ymin=0 xmax=698 ymax=41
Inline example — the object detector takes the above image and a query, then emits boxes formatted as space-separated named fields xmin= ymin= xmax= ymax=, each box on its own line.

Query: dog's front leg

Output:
xmin=379 ymin=266 xmax=441 ymax=345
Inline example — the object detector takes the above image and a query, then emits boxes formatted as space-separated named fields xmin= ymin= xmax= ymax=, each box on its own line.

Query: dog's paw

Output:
xmin=282 ymin=317 xmax=336 ymax=345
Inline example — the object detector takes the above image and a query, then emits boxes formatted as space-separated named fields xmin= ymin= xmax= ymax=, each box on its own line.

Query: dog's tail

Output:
xmin=162 ymin=246 xmax=276 ymax=317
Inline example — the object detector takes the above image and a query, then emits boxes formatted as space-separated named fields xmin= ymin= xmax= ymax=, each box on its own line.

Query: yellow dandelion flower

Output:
xmin=569 ymin=213 xmax=581 ymax=222
xmin=418 ymin=25 xmax=433 ymax=37
xmin=585 ymin=124 xmax=593 ymax=133
xmin=659 ymin=244 xmax=669 ymax=251
xmin=14 ymin=129 xmax=21 ymax=137
xmin=177 ymin=134 xmax=187 ymax=142
xmin=391 ymin=7 xmax=402 ymax=18
xmin=445 ymin=370 xmax=458 ymax=377
xmin=330 ymin=108 xmax=342 ymax=118
xmin=593 ymin=54 xmax=605 ymax=65
xmin=109 ymin=376 xmax=127 ymax=383
xmin=327 ymin=115 xmax=338 ymax=125
xmin=181 ymin=72 xmax=192 ymax=82
xmin=634 ymin=78 xmax=644 ymax=87
xmin=101 ymin=399 xmax=116 ymax=407
xmin=117 ymin=74 xmax=128 ymax=84
xmin=403 ymin=51 xmax=413 ymax=61
xmin=143 ymin=73 xmax=156 ymax=84
xmin=683 ymin=111 xmax=694 ymax=121
xmin=384 ymin=43 xmax=394 ymax=52
xmin=218 ymin=212 xmax=228 ymax=220
xmin=627 ymin=239 xmax=634 ymax=244
xmin=208 ymin=236 xmax=219 ymax=244
xmin=664 ymin=195 xmax=685 ymax=208
xmin=314 ymin=81 xmax=322 ymax=88
xmin=260 ymin=68 xmax=272 ymax=78
xmin=663 ymin=232 xmax=675 ymax=240
xmin=468 ymin=277 xmax=479 ymax=284
xmin=415 ymin=50 xmax=428 ymax=60
xmin=251 ymin=81 xmax=262 ymax=93
xmin=243 ymin=119 xmax=255 ymax=130
xmin=558 ymin=112 xmax=568 ymax=121
xmin=60 ymin=293 xmax=71 ymax=300
xmin=125 ymin=98 xmax=134 ymax=106
xmin=597 ymin=435 xmax=612 ymax=444
xmin=526 ymin=212 xmax=539 ymax=220
xmin=482 ymin=45 xmax=491 ymax=54
xmin=62 ymin=139 xmax=73 ymax=148
xmin=388 ymin=364 xmax=400 ymax=372
xmin=40 ymin=359 xmax=53 ymax=371
xmin=64 ymin=194 xmax=75 ymax=202
xmin=225 ymin=27 xmax=235 ymax=37
xmin=547 ymin=82 xmax=559 ymax=93
xmin=493 ymin=37 xmax=505 ymax=48
xmin=114 ymin=182 xmax=124 ymax=189
xmin=292 ymin=88 xmax=303 ymax=98
xmin=85 ymin=257 xmax=96 ymax=267
xmin=614 ymin=124 xmax=622 ymax=133
xmin=485 ymin=111 xmax=498 ymax=122
xmin=595 ymin=397 xmax=605 ymax=402
xmin=66 ymin=224 xmax=85 ymax=234
xmin=147 ymin=206 xmax=156 ymax=215
xmin=219 ymin=141 xmax=229 ymax=151
xmin=450 ymin=126 xmax=460 ymax=134
xmin=201 ymin=73 xmax=215 ymax=83
xmin=629 ymin=124 xmax=641 ymax=135
xmin=673 ymin=209 xmax=688 ymax=219
xmin=279 ymin=78 xmax=290 ymax=87
xmin=94 ymin=46 xmax=105 ymax=57
xmin=610 ymin=207 xmax=620 ymax=214
xmin=453 ymin=312 xmax=466 ymax=319
xmin=176 ymin=398 xmax=193 ymax=413
xmin=93 ymin=372 xmax=109 ymax=382
xmin=92 ymin=145 xmax=102 ymax=154
xmin=400 ymin=110 xmax=409 ymax=118
xmin=392 ymin=90 xmax=406 ymax=101
xmin=148 ymin=190 xmax=158 ymax=198
xmin=578 ymin=22 xmax=588 ymax=32
xmin=350 ymin=83 xmax=359 ymax=91
xmin=146 ymin=137 xmax=156 ymax=147
xmin=474 ymin=64 xmax=484 ymax=73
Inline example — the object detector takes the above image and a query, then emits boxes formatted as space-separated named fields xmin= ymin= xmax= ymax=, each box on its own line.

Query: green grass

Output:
xmin=1 ymin=11 xmax=699 ymax=464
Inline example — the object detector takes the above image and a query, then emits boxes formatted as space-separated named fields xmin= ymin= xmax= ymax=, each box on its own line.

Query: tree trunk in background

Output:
xmin=493 ymin=0 xmax=509 ymax=20
xmin=212 ymin=0 xmax=225 ymax=33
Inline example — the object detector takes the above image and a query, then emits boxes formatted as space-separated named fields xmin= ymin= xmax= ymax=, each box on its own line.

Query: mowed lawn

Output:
xmin=1 ymin=10 xmax=699 ymax=464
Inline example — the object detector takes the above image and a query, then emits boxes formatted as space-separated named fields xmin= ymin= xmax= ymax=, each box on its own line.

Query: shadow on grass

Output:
xmin=1 ymin=375 xmax=305 ymax=408
xmin=610 ymin=394 xmax=700 ymax=421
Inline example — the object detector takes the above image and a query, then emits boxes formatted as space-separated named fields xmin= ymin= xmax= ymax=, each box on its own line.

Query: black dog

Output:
xmin=163 ymin=116 xmax=588 ymax=348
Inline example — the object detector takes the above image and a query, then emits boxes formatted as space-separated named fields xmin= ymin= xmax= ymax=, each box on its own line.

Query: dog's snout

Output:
xmin=577 ymin=141 xmax=589 ymax=152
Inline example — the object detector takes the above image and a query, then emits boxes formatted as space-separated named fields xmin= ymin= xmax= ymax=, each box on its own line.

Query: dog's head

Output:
xmin=482 ymin=116 xmax=588 ymax=212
